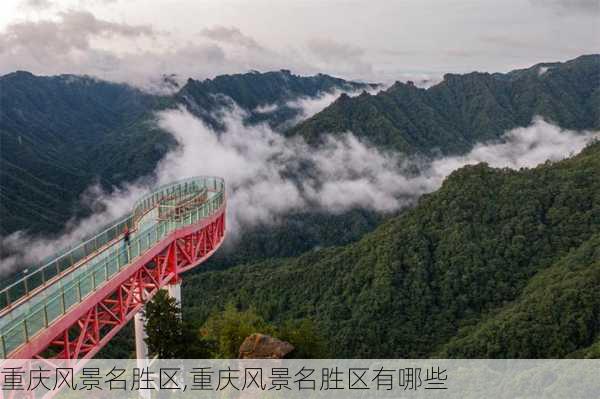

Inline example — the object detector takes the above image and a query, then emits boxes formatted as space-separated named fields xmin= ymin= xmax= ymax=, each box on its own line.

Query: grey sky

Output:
xmin=0 ymin=0 xmax=598 ymax=88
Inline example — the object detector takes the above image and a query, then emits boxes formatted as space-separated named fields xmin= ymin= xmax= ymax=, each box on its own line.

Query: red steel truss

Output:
xmin=8 ymin=208 xmax=225 ymax=361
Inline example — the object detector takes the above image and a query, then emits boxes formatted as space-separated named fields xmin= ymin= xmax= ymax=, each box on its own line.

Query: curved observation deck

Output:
xmin=0 ymin=177 xmax=226 ymax=359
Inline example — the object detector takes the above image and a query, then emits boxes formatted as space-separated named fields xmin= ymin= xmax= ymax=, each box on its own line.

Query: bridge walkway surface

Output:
xmin=0 ymin=176 xmax=226 ymax=360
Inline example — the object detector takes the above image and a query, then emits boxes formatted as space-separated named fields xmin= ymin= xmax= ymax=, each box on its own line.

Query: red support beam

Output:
xmin=8 ymin=208 xmax=226 ymax=361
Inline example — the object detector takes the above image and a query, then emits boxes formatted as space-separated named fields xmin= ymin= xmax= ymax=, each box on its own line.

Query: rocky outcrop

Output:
xmin=238 ymin=333 xmax=294 ymax=359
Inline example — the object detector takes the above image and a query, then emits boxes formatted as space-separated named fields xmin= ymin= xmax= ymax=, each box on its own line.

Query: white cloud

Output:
xmin=2 ymin=1 xmax=598 ymax=86
xmin=153 ymin=111 xmax=600 ymax=234
xmin=307 ymin=38 xmax=365 ymax=63
xmin=285 ymin=90 xmax=358 ymax=121
xmin=432 ymin=117 xmax=597 ymax=172
xmin=200 ymin=26 xmax=263 ymax=50
xmin=0 ymin=12 xmax=313 ymax=92
xmin=1 ymin=110 xmax=597 ymax=276
xmin=0 ymin=10 xmax=154 ymax=52
xmin=307 ymin=38 xmax=373 ymax=78
xmin=530 ymin=0 xmax=600 ymax=14
xmin=254 ymin=103 xmax=279 ymax=114
xmin=0 ymin=181 xmax=150 ymax=277
xmin=20 ymin=0 xmax=53 ymax=10
xmin=538 ymin=66 xmax=550 ymax=75
xmin=253 ymin=86 xmax=383 ymax=128
xmin=0 ymin=11 xmax=402 ymax=90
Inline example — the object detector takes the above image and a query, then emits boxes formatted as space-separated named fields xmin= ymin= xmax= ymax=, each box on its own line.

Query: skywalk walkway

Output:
xmin=0 ymin=177 xmax=226 ymax=359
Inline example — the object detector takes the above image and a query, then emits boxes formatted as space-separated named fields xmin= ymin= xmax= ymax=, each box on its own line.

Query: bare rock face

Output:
xmin=239 ymin=333 xmax=295 ymax=359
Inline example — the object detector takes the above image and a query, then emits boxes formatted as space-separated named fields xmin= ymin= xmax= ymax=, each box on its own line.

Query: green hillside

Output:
xmin=288 ymin=54 xmax=600 ymax=154
xmin=3 ymin=57 xmax=600 ymax=359
xmin=182 ymin=141 xmax=600 ymax=358
xmin=177 ymin=69 xmax=375 ymax=130
xmin=0 ymin=72 xmax=166 ymax=235
xmin=0 ymin=70 xmax=366 ymax=235
xmin=3 ymin=55 xmax=598 ymax=237
xmin=441 ymin=232 xmax=600 ymax=358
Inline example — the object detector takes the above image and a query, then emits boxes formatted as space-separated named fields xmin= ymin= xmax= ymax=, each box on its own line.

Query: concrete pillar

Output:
xmin=167 ymin=281 xmax=182 ymax=307
xmin=134 ymin=310 xmax=151 ymax=398
xmin=134 ymin=311 xmax=148 ymax=360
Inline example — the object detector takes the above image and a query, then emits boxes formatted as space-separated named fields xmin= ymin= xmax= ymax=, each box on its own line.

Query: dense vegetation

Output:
xmin=3 ymin=55 xmax=600 ymax=359
xmin=199 ymin=303 xmax=328 ymax=358
xmin=180 ymin=142 xmax=600 ymax=358
xmin=0 ymin=70 xmax=369 ymax=235
xmin=3 ymin=55 xmax=598 ymax=238
xmin=288 ymin=54 xmax=600 ymax=154
xmin=440 ymin=233 xmax=600 ymax=358
xmin=143 ymin=289 xmax=190 ymax=359
xmin=204 ymin=208 xmax=385 ymax=271
xmin=176 ymin=69 xmax=375 ymax=130
xmin=103 ymin=291 xmax=328 ymax=359
xmin=0 ymin=72 xmax=168 ymax=235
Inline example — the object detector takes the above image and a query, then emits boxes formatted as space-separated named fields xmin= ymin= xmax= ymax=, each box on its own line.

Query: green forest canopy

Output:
xmin=183 ymin=141 xmax=600 ymax=358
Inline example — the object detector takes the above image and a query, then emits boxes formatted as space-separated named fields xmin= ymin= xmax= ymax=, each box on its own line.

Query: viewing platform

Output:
xmin=0 ymin=177 xmax=226 ymax=360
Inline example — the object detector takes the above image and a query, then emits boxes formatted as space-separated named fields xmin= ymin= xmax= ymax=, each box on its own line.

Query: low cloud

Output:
xmin=0 ymin=10 xmax=382 ymax=91
xmin=256 ymin=86 xmax=382 ymax=127
xmin=154 ymin=112 xmax=599 ymax=234
xmin=1 ymin=110 xmax=597 ymax=276
xmin=538 ymin=66 xmax=551 ymax=75
xmin=0 ymin=13 xmax=304 ymax=92
xmin=1 ymin=10 xmax=154 ymax=53
xmin=308 ymin=38 xmax=365 ymax=63
xmin=0 ymin=12 xmax=368 ymax=92
xmin=0 ymin=181 xmax=150 ymax=277
xmin=307 ymin=38 xmax=373 ymax=77
xmin=530 ymin=0 xmax=600 ymax=14
xmin=285 ymin=90 xmax=359 ymax=120
xmin=20 ymin=0 xmax=53 ymax=10
xmin=200 ymin=26 xmax=263 ymax=50
xmin=429 ymin=117 xmax=598 ymax=174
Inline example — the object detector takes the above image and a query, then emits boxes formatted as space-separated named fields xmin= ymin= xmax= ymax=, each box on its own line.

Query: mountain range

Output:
xmin=2 ymin=55 xmax=598 ymax=238
xmin=1 ymin=54 xmax=599 ymax=358
xmin=0 ymin=70 xmax=371 ymax=235
xmin=184 ymin=141 xmax=600 ymax=358
xmin=289 ymin=54 xmax=600 ymax=154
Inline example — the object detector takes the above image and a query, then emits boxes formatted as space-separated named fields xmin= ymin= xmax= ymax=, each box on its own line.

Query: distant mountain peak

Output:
xmin=287 ymin=54 xmax=600 ymax=155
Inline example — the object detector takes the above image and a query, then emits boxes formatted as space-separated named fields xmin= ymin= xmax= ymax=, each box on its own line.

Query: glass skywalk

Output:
xmin=0 ymin=177 xmax=225 ymax=358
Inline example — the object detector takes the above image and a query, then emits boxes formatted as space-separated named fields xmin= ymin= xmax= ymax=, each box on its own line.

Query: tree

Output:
xmin=200 ymin=303 xmax=276 ymax=358
xmin=278 ymin=319 xmax=330 ymax=358
xmin=143 ymin=289 xmax=185 ymax=358
xmin=199 ymin=303 xmax=331 ymax=358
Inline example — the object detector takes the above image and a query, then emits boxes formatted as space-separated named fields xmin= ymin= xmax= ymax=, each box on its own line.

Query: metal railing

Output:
xmin=0 ymin=177 xmax=225 ymax=359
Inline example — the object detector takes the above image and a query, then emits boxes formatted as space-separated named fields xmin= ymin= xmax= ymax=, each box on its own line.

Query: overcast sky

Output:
xmin=0 ymin=0 xmax=598 ymax=88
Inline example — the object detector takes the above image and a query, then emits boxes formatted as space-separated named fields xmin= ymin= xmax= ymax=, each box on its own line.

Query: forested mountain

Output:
xmin=7 ymin=56 xmax=597 ymax=359
xmin=0 ymin=70 xmax=368 ymax=235
xmin=288 ymin=54 xmax=600 ymax=154
xmin=4 ymin=55 xmax=598 ymax=237
xmin=0 ymin=72 xmax=167 ymax=235
xmin=177 ymin=70 xmax=375 ymax=130
xmin=182 ymin=141 xmax=600 ymax=358
xmin=441 ymin=232 xmax=600 ymax=358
